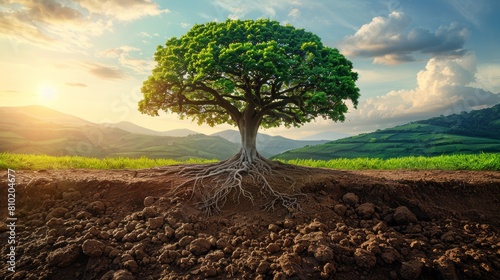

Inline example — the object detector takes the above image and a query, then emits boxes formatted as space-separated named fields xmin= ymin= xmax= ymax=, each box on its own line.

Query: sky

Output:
xmin=1 ymin=0 xmax=500 ymax=139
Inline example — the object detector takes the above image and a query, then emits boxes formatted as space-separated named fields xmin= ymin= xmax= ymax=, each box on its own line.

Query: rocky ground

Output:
xmin=0 ymin=167 xmax=499 ymax=280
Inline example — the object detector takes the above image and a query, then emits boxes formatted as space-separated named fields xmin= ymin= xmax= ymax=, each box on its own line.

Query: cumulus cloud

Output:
xmin=346 ymin=54 xmax=500 ymax=130
xmin=340 ymin=11 xmax=469 ymax=65
xmin=0 ymin=0 xmax=168 ymax=50
xmin=99 ymin=46 xmax=155 ymax=74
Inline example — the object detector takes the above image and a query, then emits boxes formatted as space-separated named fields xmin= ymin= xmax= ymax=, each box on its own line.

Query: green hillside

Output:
xmin=0 ymin=106 xmax=240 ymax=160
xmin=274 ymin=103 xmax=500 ymax=160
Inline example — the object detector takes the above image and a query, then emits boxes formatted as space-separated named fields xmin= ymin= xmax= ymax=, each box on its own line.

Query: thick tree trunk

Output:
xmin=238 ymin=106 xmax=262 ymax=164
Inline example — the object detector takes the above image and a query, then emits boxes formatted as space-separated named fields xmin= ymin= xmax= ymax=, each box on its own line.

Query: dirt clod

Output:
xmin=1 ymin=168 xmax=499 ymax=280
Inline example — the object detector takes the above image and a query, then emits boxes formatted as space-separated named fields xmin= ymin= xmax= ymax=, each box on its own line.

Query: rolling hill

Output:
xmin=102 ymin=121 xmax=199 ymax=137
xmin=0 ymin=106 xmax=327 ymax=160
xmin=211 ymin=130 xmax=329 ymax=157
xmin=273 ymin=103 xmax=500 ymax=160
xmin=0 ymin=106 xmax=239 ymax=160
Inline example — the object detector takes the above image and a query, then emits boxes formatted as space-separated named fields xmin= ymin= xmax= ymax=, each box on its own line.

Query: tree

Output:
xmin=139 ymin=19 xmax=360 ymax=213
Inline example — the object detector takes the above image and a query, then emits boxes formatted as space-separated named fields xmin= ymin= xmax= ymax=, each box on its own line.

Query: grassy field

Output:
xmin=1 ymin=152 xmax=499 ymax=171
xmin=0 ymin=153 xmax=216 ymax=170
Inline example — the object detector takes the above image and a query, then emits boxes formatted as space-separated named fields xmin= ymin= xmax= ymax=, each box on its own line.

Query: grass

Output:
xmin=0 ymin=153 xmax=216 ymax=170
xmin=280 ymin=153 xmax=500 ymax=171
xmin=1 ymin=152 xmax=499 ymax=171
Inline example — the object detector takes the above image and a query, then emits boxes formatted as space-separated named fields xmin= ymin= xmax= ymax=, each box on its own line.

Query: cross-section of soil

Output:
xmin=1 ymin=167 xmax=499 ymax=279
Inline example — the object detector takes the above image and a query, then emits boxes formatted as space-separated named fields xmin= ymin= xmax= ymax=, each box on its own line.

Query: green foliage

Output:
xmin=140 ymin=19 xmax=359 ymax=129
xmin=416 ymin=103 xmax=500 ymax=139
xmin=279 ymin=153 xmax=500 ymax=171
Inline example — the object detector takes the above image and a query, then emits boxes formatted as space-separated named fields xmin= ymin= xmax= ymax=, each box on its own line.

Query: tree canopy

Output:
xmin=139 ymin=18 xmax=360 ymax=131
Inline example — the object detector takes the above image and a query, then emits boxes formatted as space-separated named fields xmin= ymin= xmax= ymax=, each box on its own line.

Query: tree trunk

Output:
xmin=238 ymin=106 xmax=262 ymax=164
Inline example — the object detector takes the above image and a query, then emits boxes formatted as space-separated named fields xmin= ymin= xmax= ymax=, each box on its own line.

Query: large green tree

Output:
xmin=139 ymin=19 xmax=360 ymax=213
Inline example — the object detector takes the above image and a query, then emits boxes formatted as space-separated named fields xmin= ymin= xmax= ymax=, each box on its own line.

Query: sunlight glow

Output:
xmin=38 ymin=84 xmax=57 ymax=102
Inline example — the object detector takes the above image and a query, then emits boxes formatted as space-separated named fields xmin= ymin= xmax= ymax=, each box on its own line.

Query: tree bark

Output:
xmin=238 ymin=106 xmax=262 ymax=164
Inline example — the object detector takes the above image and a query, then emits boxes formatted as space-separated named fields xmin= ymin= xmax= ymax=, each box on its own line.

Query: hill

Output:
xmin=274 ymin=103 xmax=500 ymax=160
xmin=211 ymin=130 xmax=329 ymax=157
xmin=103 ymin=121 xmax=199 ymax=137
xmin=0 ymin=106 xmax=239 ymax=160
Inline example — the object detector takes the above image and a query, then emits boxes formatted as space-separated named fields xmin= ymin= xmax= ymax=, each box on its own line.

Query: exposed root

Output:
xmin=170 ymin=153 xmax=307 ymax=215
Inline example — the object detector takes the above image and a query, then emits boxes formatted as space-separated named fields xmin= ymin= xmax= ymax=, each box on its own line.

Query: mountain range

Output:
xmin=0 ymin=106 xmax=327 ymax=159
xmin=273 ymin=103 xmax=500 ymax=160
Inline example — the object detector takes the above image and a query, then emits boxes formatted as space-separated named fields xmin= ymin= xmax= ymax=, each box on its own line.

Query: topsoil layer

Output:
xmin=0 ymin=167 xmax=499 ymax=280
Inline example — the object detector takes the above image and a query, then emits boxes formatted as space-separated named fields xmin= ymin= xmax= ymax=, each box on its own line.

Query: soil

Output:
xmin=1 ymin=166 xmax=499 ymax=280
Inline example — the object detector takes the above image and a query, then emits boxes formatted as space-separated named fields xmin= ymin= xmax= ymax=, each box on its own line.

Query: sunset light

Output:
xmin=0 ymin=2 xmax=499 ymax=279
xmin=38 ymin=84 xmax=57 ymax=103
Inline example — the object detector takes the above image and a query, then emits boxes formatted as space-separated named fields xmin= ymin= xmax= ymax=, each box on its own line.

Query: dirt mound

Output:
xmin=1 ymin=168 xmax=499 ymax=280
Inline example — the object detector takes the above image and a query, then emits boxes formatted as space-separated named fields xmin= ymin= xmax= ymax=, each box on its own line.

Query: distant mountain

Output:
xmin=0 ymin=106 xmax=238 ymax=160
xmin=103 ymin=122 xmax=199 ymax=137
xmin=300 ymin=131 xmax=350 ymax=141
xmin=273 ymin=103 xmax=500 ymax=160
xmin=0 ymin=105 xmax=92 ymax=127
xmin=212 ymin=129 xmax=329 ymax=157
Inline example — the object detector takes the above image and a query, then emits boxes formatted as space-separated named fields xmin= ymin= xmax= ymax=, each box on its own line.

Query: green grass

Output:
xmin=279 ymin=153 xmax=500 ymax=171
xmin=1 ymin=152 xmax=499 ymax=171
xmin=0 ymin=153 xmax=217 ymax=170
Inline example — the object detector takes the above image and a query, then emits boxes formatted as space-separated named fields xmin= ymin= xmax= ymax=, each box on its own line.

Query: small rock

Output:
xmin=82 ymin=239 xmax=105 ymax=257
xmin=87 ymin=201 xmax=106 ymax=216
xmin=342 ymin=193 xmax=359 ymax=206
xmin=278 ymin=253 xmax=301 ymax=277
xmin=46 ymin=218 xmax=64 ymax=228
xmin=356 ymin=203 xmax=376 ymax=219
xmin=200 ymin=264 xmax=218 ymax=277
xmin=113 ymin=270 xmax=135 ymax=280
xmin=47 ymin=244 xmax=81 ymax=267
xmin=268 ymin=224 xmax=280 ymax=232
xmin=380 ymin=247 xmax=401 ymax=264
xmin=143 ymin=196 xmax=155 ymax=207
xmin=313 ymin=245 xmax=334 ymax=263
xmin=393 ymin=206 xmax=418 ymax=225
xmin=62 ymin=190 xmax=81 ymax=201
xmin=46 ymin=207 xmax=68 ymax=221
xmin=142 ymin=206 xmax=157 ymax=218
xmin=189 ymin=238 xmax=212 ymax=255
xmin=257 ymin=261 xmax=270 ymax=274
xmin=123 ymin=259 xmax=138 ymax=273
xmin=76 ymin=211 xmax=93 ymax=220
xmin=399 ymin=260 xmax=424 ymax=280
xmin=373 ymin=221 xmax=388 ymax=232
xmin=266 ymin=243 xmax=281 ymax=254
xmin=148 ymin=217 xmax=164 ymax=230
xmin=354 ymin=248 xmax=377 ymax=269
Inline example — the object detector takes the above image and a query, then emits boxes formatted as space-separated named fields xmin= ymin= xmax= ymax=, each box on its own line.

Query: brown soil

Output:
xmin=1 ymin=167 xmax=499 ymax=280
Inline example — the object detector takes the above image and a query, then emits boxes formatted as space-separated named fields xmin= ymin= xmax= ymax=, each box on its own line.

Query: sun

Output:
xmin=38 ymin=84 xmax=57 ymax=101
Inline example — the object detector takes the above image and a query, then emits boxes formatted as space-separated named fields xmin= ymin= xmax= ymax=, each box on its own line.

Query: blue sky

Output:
xmin=1 ymin=0 xmax=499 ymax=139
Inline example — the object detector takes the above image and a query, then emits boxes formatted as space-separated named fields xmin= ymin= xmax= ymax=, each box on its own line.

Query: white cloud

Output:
xmin=340 ymin=11 xmax=469 ymax=65
xmin=288 ymin=8 xmax=300 ymax=19
xmin=77 ymin=0 xmax=169 ymax=21
xmin=345 ymin=54 xmax=500 ymax=130
xmin=100 ymin=46 xmax=155 ymax=74
xmin=472 ymin=64 xmax=500 ymax=93
xmin=0 ymin=0 xmax=168 ymax=51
